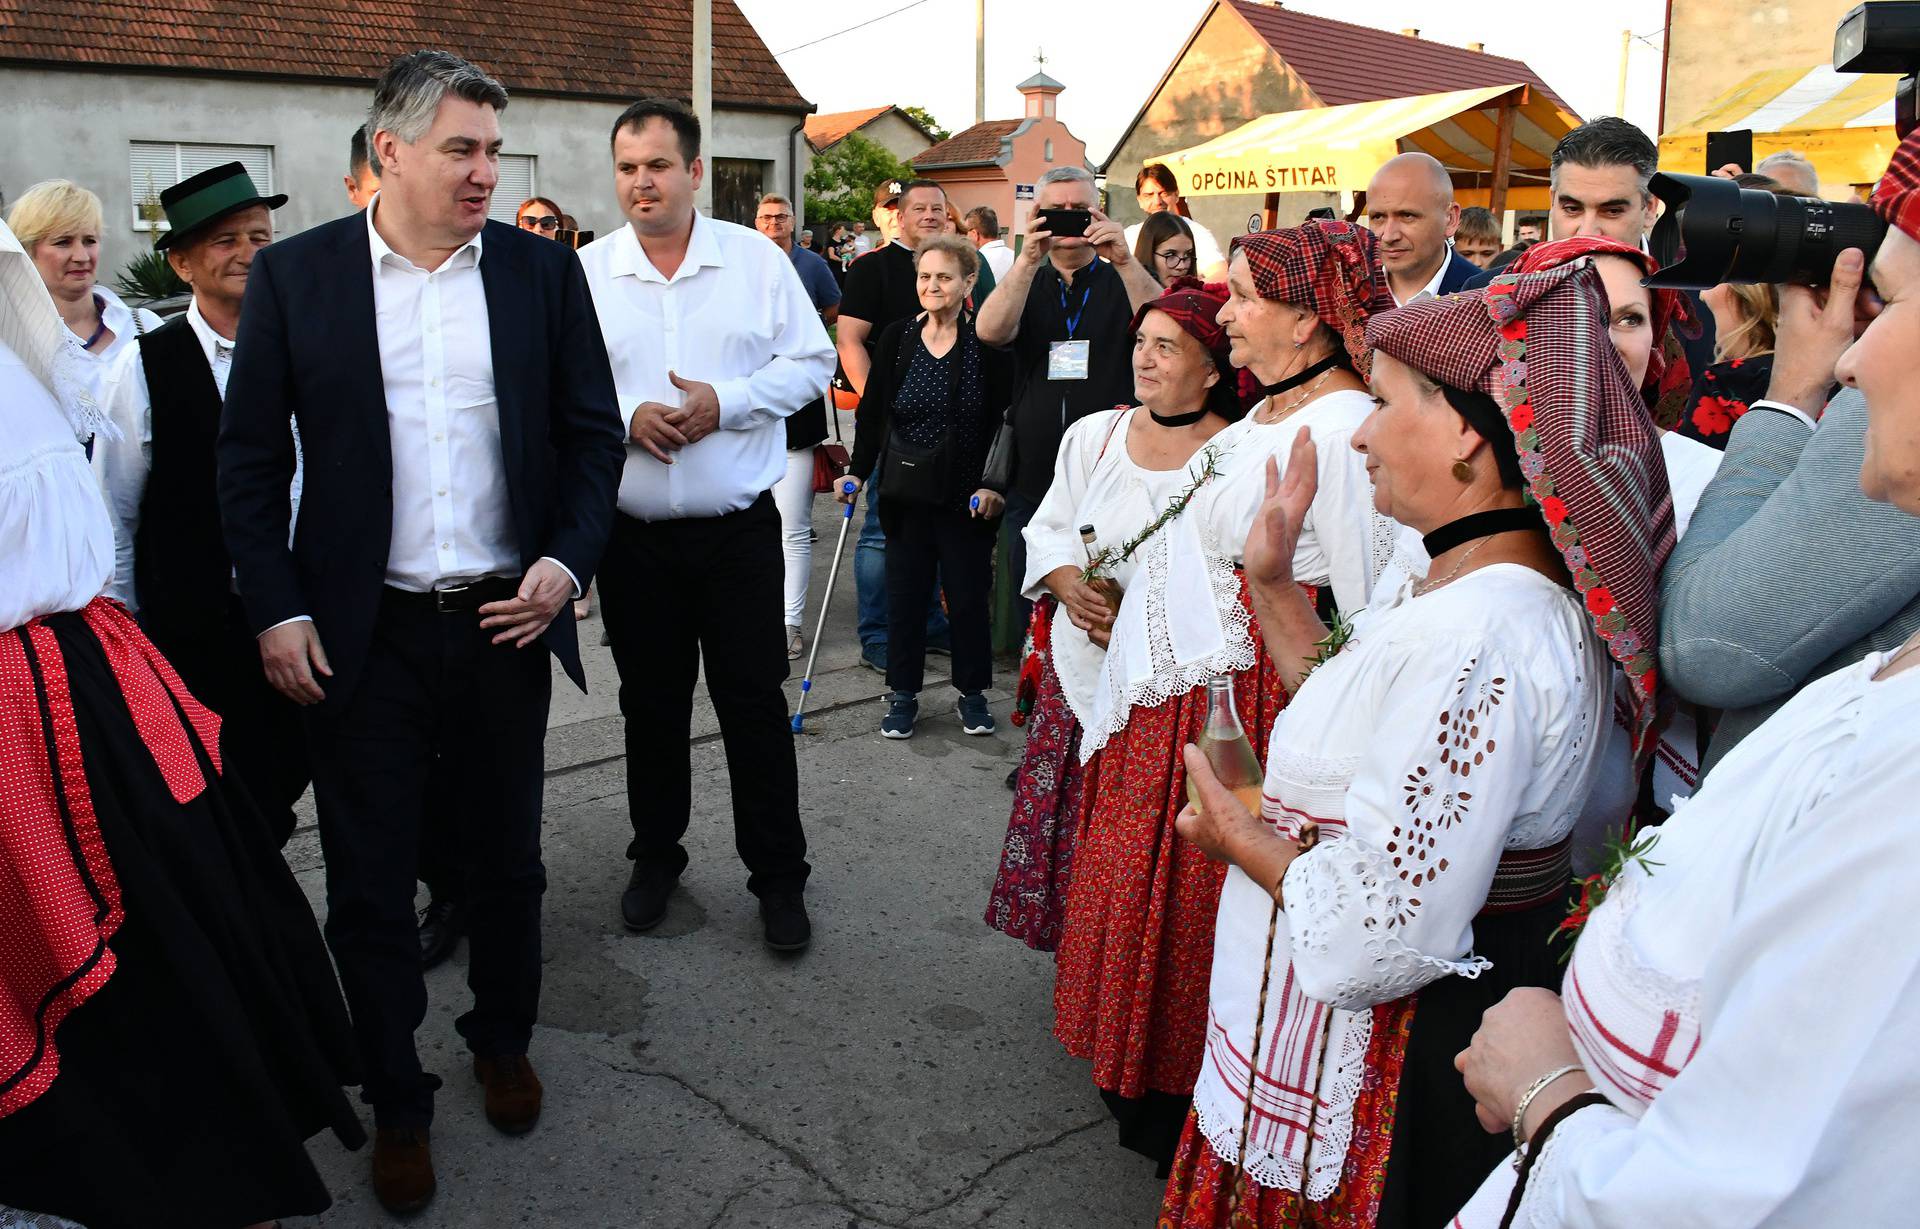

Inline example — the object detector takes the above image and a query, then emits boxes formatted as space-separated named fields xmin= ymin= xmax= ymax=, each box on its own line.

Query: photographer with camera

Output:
xmin=1660 ymin=240 xmax=1920 ymax=770
xmin=975 ymin=166 xmax=1161 ymax=618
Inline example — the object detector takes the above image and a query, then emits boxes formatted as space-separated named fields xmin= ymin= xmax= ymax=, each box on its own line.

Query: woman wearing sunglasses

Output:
xmin=515 ymin=196 xmax=564 ymax=237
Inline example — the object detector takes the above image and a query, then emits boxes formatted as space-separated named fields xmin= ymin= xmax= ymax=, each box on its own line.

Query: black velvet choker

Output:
xmin=1421 ymin=506 xmax=1544 ymax=559
xmin=1261 ymin=352 xmax=1340 ymax=397
xmin=1148 ymin=407 xmax=1209 ymax=427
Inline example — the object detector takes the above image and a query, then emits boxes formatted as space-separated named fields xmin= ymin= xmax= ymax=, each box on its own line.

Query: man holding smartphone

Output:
xmin=975 ymin=165 xmax=1161 ymax=616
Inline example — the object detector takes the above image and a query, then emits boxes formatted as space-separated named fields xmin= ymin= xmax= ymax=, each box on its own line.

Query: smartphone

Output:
xmin=1705 ymin=129 xmax=1753 ymax=175
xmin=1036 ymin=208 xmax=1091 ymax=238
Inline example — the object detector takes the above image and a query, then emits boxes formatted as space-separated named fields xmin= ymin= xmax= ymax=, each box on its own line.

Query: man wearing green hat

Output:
xmin=94 ymin=160 xmax=310 ymax=842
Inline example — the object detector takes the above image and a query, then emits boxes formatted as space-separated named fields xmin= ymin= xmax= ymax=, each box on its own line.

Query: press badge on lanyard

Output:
xmin=1048 ymin=268 xmax=1095 ymax=381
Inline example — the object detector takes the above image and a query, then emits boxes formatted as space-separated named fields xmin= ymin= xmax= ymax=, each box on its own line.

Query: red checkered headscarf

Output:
xmin=1511 ymin=236 xmax=1695 ymax=425
xmin=1229 ymin=221 xmax=1394 ymax=373
xmin=1873 ymin=125 xmax=1920 ymax=242
xmin=1366 ymin=261 xmax=1675 ymax=762
xmin=1128 ymin=275 xmax=1233 ymax=375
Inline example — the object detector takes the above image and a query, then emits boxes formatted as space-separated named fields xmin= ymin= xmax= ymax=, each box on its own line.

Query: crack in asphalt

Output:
xmin=582 ymin=1048 xmax=1110 ymax=1229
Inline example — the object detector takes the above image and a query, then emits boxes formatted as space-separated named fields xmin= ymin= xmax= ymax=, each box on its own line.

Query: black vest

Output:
xmin=133 ymin=316 xmax=232 ymax=640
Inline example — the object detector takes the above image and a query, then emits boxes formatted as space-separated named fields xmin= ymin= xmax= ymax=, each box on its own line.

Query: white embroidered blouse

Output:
xmin=1193 ymin=562 xmax=1609 ymax=1197
xmin=1452 ymin=648 xmax=1920 ymax=1228
xmin=1020 ymin=390 xmax=1400 ymax=759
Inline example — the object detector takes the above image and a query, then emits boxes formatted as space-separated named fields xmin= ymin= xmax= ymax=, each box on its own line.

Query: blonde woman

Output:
xmin=1681 ymin=174 xmax=1789 ymax=450
xmin=6 ymin=180 xmax=162 ymax=405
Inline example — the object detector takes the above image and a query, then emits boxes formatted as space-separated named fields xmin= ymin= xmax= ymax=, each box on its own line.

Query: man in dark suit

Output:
xmin=1364 ymin=152 xmax=1480 ymax=303
xmin=218 ymin=51 xmax=624 ymax=1214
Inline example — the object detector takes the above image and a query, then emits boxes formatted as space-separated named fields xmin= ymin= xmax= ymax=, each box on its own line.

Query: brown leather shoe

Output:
xmin=371 ymin=1125 xmax=436 ymax=1215
xmin=474 ymin=1053 xmax=543 ymax=1135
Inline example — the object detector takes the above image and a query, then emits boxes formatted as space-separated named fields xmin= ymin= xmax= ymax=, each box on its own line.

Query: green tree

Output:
xmin=899 ymin=105 xmax=950 ymax=142
xmin=804 ymin=132 xmax=913 ymax=225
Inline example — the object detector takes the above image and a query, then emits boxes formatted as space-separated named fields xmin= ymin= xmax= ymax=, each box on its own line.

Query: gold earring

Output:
xmin=1451 ymin=459 xmax=1474 ymax=483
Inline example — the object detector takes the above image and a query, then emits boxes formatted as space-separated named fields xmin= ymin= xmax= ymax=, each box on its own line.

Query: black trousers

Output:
xmin=1003 ymin=490 xmax=1041 ymax=635
xmin=881 ymin=502 xmax=995 ymax=697
xmin=145 ymin=594 xmax=312 ymax=847
xmin=304 ymin=588 xmax=552 ymax=1127
xmin=597 ymin=493 xmax=809 ymax=897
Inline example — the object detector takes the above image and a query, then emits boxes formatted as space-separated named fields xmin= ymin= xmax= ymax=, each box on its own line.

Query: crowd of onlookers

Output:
xmin=6 ymin=46 xmax=1920 ymax=1229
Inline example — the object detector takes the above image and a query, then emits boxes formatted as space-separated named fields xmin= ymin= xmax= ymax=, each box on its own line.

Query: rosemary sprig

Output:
xmin=1554 ymin=828 xmax=1661 ymax=961
xmin=1303 ymin=608 xmax=1354 ymax=674
xmin=1080 ymin=445 xmax=1226 ymax=581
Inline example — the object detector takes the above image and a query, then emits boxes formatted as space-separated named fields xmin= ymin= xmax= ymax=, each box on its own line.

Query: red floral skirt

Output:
xmin=986 ymin=601 xmax=1094 ymax=953
xmin=1052 ymin=593 xmax=1287 ymax=1099
xmin=1156 ymin=996 xmax=1417 ymax=1229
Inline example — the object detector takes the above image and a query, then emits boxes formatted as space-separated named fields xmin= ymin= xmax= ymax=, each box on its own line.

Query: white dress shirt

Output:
xmin=367 ymin=201 xmax=523 ymax=591
xmin=578 ymin=214 xmax=835 ymax=521
xmin=978 ymin=237 xmax=1016 ymax=283
xmin=1389 ymin=249 xmax=1452 ymax=307
xmin=94 ymin=299 xmax=303 ymax=609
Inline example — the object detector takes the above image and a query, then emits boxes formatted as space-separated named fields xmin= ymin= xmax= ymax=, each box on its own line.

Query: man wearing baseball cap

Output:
xmin=94 ymin=161 xmax=310 ymax=843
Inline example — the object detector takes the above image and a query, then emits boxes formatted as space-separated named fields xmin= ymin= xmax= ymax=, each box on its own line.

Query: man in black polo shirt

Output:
xmin=975 ymin=165 xmax=1161 ymax=611
xmin=837 ymin=177 xmax=952 ymax=671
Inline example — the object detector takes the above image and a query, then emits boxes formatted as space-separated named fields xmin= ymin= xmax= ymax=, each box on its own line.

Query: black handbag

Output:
xmin=880 ymin=427 xmax=952 ymax=507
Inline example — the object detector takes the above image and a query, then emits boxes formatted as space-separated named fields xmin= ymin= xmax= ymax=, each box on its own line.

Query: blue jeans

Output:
xmin=856 ymin=469 xmax=949 ymax=651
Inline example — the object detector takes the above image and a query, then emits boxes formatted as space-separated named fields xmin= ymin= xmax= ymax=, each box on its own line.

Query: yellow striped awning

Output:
xmin=1150 ymin=84 xmax=1580 ymax=203
xmin=1659 ymin=66 xmax=1900 ymax=189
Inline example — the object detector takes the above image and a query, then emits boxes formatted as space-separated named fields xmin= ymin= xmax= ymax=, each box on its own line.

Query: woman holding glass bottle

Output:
xmin=1158 ymin=257 xmax=1663 ymax=1228
xmin=1018 ymin=224 xmax=1404 ymax=1172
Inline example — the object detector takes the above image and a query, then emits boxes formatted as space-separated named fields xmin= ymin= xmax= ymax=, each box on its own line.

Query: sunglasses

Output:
xmin=1155 ymin=248 xmax=1196 ymax=266
xmin=519 ymin=215 xmax=560 ymax=231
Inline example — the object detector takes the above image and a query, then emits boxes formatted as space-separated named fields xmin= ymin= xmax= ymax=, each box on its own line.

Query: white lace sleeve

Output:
xmin=1294 ymin=423 xmax=1395 ymax=617
xmin=1505 ymin=1103 xmax=1636 ymax=1229
xmin=90 ymin=346 xmax=151 ymax=609
xmin=1020 ymin=409 xmax=1121 ymax=599
xmin=1282 ymin=638 xmax=1534 ymax=1009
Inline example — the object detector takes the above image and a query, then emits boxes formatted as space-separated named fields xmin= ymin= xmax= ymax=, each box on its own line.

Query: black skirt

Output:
xmin=0 ymin=610 xmax=364 ymax=1229
xmin=1375 ymin=894 xmax=1569 ymax=1228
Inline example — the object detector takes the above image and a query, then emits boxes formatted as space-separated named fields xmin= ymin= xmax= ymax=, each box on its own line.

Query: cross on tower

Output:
xmin=1034 ymin=48 xmax=1047 ymax=70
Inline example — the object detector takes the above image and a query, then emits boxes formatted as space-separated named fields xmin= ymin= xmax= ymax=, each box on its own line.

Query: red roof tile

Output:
xmin=912 ymin=120 xmax=1022 ymax=170
xmin=806 ymin=106 xmax=897 ymax=151
xmin=1227 ymin=1 xmax=1571 ymax=114
xmin=0 ymin=0 xmax=811 ymax=112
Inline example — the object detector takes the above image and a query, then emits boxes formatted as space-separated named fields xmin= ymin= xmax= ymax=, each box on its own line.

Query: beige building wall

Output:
xmin=1662 ymin=0 xmax=1859 ymax=130
xmin=1104 ymin=4 xmax=1328 ymax=246
xmin=855 ymin=111 xmax=936 ymax=165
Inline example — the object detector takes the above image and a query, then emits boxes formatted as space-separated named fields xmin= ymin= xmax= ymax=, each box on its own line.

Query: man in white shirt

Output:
xmin=966 ymin=205 xmax=1016 ymax=282
xmin=93 ymin=162 xmax=311 ymax=845
xmin=219 ymin=52 xmax=625 ymax=1212
xmin=579 ymin=99 xmax=833 ymax=955
xmin=851 ymin=219 xmax=874 ymax=255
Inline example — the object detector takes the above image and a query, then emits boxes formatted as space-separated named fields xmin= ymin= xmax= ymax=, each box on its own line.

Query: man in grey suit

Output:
xmin=1661 ymin=247 xmax=1920 ymax=770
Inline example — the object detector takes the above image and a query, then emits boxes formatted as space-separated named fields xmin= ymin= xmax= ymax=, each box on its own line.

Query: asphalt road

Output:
xmin=280 ymin=465 xmax=1167 ymax=1228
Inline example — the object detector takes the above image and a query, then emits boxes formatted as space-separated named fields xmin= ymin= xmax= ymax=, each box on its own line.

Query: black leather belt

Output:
xmin=383 ymin=575 xmax=520 ymax=614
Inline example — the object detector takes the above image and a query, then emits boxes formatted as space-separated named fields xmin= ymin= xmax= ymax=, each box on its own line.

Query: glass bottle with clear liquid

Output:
xmin=1185 ymin=676 xmax=1266 ymax=817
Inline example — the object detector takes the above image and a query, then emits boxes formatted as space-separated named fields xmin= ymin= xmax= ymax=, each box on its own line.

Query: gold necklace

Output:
xmin=1414 ymin=537 xmax=1493 ymax=596
xmin=1256 ymin=369 xmax=1333 ymax=425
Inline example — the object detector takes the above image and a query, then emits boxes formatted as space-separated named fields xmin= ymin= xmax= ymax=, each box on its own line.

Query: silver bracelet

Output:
xmin=1511 ymin=1063 xmax=1585 ymax=1154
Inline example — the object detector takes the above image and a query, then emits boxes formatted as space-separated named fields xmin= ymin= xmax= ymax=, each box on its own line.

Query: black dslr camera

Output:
xmin=1646 ymin=1 xmax=1919 ymax=288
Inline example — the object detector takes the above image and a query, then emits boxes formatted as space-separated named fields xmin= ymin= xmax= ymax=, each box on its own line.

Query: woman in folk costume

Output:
xmin=985 ymin=276 xmax=1245 ymax=953
xmin=1161 ymin=255 xmax=1672 ymax=1227
xmin=1508 ymin=237 xmax=1723 ymax=872
xmin=1044 ymin=223 xmax=1405 ymax=1171
xmin=0 ymin=219 xmax=364 ymax=1226
xmin=1446 ymin=131 xmax=1920 ymax=1229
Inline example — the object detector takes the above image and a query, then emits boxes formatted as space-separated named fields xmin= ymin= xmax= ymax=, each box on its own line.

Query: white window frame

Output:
xmin=129 ymin=141 xmax=275 ymax=232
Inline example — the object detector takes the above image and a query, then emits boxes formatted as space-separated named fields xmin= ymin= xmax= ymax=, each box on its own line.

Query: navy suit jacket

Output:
xmin=1436 ymin=249 xmax=1482 ymax=296
xmin=218 ymin=215 xmax=625 ymax=709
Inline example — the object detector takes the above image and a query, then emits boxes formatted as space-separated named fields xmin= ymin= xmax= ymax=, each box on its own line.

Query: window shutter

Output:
xmin=492 ymin=155 xmax=536 ymax=223
xmin=127 ymin=141 xmax=275 ymax=229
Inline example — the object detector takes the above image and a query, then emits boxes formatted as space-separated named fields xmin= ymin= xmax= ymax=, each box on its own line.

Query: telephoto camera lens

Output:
xmin=1647 ymin=172 xmax=1886 ymax=289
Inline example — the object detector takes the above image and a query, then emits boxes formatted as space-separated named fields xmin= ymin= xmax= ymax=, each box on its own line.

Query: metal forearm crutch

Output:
xmin=791 ymin=478 xmax=860 ymax=733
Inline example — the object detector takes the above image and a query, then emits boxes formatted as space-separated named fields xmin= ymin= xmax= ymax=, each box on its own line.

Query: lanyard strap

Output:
xmin=1057 ymin=265 xmax=1096 ymax=339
